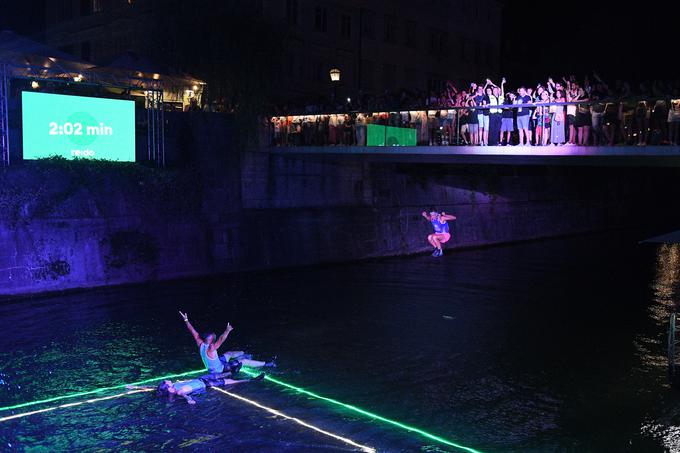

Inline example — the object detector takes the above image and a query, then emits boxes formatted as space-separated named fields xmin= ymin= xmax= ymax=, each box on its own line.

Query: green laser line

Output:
xmin=0 ymin=369 xmax=205 ymax=413
xmin=239 ymin=367 xmax=484 ymax=453
xmin=1 ymin=367 xmax=484 ymax=453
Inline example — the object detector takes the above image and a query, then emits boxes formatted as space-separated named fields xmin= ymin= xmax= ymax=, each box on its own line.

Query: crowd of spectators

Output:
xmin=265 ymin=74 xmax=680 ymax=147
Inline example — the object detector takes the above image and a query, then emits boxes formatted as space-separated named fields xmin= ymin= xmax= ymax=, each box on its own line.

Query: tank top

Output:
xmin=431 ymin=218 xmax=450 ymax=234
xmin=200 ymin=343 xmax=224 ymax=373
xmin=173 ymin=379 xmax=206 ymax=394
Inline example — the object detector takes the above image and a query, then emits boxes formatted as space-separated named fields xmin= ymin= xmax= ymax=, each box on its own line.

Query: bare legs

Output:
xmin=427 ymin=233 xmax=441 ymax=250
xmin=577 ymin=126 xmax=590 ymax=146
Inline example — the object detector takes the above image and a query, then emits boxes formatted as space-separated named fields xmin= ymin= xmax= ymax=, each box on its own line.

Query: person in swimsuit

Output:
xmin=127 ymin=373 xmax=265 ymax=405
xmin=179 ymin=312 xmax=275 ymax=375
xmin=421 ymin=208 xmax=457 ymax=257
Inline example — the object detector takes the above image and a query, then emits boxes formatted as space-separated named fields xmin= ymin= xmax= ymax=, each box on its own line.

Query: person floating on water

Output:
xmin=421 ymin=208 xmax=457 ymax=257
xmin=179 ymin=311 xmax=275 ymax=375
xmin=127 ymin=373 xmax=265 ymax=405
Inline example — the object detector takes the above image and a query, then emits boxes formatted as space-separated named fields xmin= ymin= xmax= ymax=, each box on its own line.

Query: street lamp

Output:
xmin=329 ymin=68 xmax=341 ymax=107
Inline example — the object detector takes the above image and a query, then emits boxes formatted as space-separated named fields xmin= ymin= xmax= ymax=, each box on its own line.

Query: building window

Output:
xmin=382 ymin=63 xmax=397 ymax=90
xmin=404 ymin=20 xmax=417 ymax=48
xmin=427 ymin=76 xmax=444 ymax=94
xmin=384 ymin=15 xmax=397 ymax=44
xmin=340 ymin=14 xmax=351 ymax=39
xmin=428 ymin=29 xmax=447 ymax=56
xmin=53 ymin=0 xmax=74 ymax=22
xmin=76 ymin=0 xmax=103 ymax=14
xmin=404 ymin=67 xmax=418 ymax=88
xmin=286 ymin=0 xmax=298 ymax=25
xmin=362 ymin=10 xmax=375 ymax=40
xmin=361 ymin=59 xmax=374 ymax=91
xmin=314 ymin=6 xmax=327 ymax=32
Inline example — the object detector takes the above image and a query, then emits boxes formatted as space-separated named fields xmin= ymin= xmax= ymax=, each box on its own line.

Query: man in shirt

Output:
xmin=515 ymin=87 xmax=533 ymax=145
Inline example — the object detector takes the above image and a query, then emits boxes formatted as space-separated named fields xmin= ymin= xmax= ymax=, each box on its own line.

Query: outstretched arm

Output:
xmin=180 ymin=311 xmax=203 ymax=347
xmin=440 ymin=212 xmax=457 ymax=221
xmin=177 ymin=390 xmax=196 ymax=405
xmin=501 ymin=77 xmax=506 ymax=97
xmin=214 ymin=323 xmax=234 ymax=350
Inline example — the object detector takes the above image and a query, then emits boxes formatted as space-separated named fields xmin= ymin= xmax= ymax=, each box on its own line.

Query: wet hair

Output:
xmin=157 ymin=381 xmax=172 ymax=395
xmin=204 ymin=332 xmax=216 ymax=343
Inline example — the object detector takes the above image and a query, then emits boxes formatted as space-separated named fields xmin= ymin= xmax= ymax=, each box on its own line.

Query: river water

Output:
xmin=1 ymin=232 xmax=680 ymax=452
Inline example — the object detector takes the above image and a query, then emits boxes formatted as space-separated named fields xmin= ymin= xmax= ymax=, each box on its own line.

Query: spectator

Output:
xmin=669 ymin=99 xmax=680 ymax=146
xmin=487 ymin=79 xmax=505 ymax=146
xmin=551 ymin=90 xmax=567 ymax=145
xmin=515 ymin=87 xmax=532 ymax=146
xmin=501 ymin=92 xmax=516 ymax=146
xmin=535 ymin=91 xmax=551 ymax=146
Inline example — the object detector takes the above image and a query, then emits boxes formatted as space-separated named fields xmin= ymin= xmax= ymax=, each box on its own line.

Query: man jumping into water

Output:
xmin=179 ymin=311 xmax=274 ymax=374
xmin=421 ymin=208 xmax=457 ymax=257
xmin=127 ymin=373 xmax=265 ymax=405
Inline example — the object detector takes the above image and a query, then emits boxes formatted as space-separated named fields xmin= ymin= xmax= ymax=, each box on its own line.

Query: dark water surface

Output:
xmin=2 ymin=232 xmax=680 ymax=452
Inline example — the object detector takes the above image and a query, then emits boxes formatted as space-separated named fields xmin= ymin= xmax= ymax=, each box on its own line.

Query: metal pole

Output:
xmin=0 ymin=63 xmax=10 ymax=166
xmin=147 ymin=90 xmax=151 ymax=162
xmin=456 ymin=107 xmax=460 ymax=146
xmin=160 ymin=90 xmax=165 ymax=168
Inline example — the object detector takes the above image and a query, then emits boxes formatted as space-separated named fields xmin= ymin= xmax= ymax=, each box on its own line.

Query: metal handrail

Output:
xmin=269 ymin=97 xmax=677 ymax=118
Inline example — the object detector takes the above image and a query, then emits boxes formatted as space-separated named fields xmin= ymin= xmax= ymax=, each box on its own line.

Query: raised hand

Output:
xmin=226 ymin=322 xmax=234 ymax=334
xmin=179 ymin=311 xmax=188 ymax=322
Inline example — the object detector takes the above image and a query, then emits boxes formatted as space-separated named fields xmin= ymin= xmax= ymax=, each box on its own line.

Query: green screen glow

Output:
xmin=22 ymin=92 xmax=136 ymax=161
xmin=366 ymin=124 xmax=417 ymax=146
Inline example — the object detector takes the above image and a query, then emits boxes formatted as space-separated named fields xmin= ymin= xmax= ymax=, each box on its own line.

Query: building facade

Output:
xmin=42 ymin=0 xmax=502 ymax=101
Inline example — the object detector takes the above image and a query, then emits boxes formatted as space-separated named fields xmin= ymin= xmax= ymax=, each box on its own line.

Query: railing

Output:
xmin=264 ymin=98 xmax=680 ymax=148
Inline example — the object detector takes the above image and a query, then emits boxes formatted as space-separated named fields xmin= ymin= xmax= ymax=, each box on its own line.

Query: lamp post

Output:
xmin=330 ymin=68 xmax=340 ymax=107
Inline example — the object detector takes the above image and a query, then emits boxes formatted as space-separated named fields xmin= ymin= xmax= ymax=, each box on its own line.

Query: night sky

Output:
xmin=1 ymin=0 xmax=676 ymax=85
xmin=500 ymin=0 xmax=680 ymax=84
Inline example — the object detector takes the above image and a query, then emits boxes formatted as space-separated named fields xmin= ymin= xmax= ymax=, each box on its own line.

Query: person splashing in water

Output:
xmin=421 ymin=208 xmax=457 ymax=257
xmin=179 ymin=312 xmax=275 ymax=375
xmin=127 ymin=373 xmax=265 ymax=405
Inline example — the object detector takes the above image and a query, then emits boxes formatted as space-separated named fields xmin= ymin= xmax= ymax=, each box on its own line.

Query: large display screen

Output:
xmin=367 ymin=124 xmax=417 ymax=146
xmin=22 ymin=92 xmax=135 ymax=161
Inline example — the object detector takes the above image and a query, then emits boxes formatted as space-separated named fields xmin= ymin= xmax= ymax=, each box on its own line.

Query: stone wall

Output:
xmin=2 ymin=113 xmax=679 ymax=295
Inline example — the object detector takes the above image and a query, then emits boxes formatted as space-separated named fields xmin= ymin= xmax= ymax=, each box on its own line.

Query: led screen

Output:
xmin=22 ymin=92 xmax=135 ymax=161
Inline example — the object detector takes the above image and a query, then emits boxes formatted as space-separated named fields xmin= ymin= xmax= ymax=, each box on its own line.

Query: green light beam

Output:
xmin=239 ymin=367 xmax=484 ymax=453
xmin=0 ymin=389 xmax=154 ymax=422
xmin=213 ymin=387 xmax=376 ymax=453
xmin=0 ymin=368 xmax=205 ymax=413
xmin=1 ymin=367 xmax=485 ymax=453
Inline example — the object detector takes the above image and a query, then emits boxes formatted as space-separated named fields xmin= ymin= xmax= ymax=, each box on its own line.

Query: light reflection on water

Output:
xmin=639 ymin=243 xmax=680 ymax=452
xmin=0 ymin=232 xmax=679 ymax=452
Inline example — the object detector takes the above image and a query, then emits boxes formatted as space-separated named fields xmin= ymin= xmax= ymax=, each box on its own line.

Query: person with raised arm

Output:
xmin=421 ymin=208 xmax=457 ymax=257
xmin=179 ymin=312 xmax=275 ymax=375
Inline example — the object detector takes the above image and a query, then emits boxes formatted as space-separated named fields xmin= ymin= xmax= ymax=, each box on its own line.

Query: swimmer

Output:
xmin=127 ymin=373 xmax=265 ymax=405
xmin=179 ymin=311 xmax=276 ymax=375
xmin=421 ymin=208 xmax=457 ymax=257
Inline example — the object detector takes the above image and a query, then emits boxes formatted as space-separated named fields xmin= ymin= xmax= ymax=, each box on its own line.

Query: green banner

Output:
xmin=367 ymin=124 xmax=416 ymax=146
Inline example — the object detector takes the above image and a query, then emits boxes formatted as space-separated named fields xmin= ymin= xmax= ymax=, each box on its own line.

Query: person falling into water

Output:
xmin=421 ymin=208 xmax=457 ymax=257
xmin=179 ymin=311 xmax=275 ymax=375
